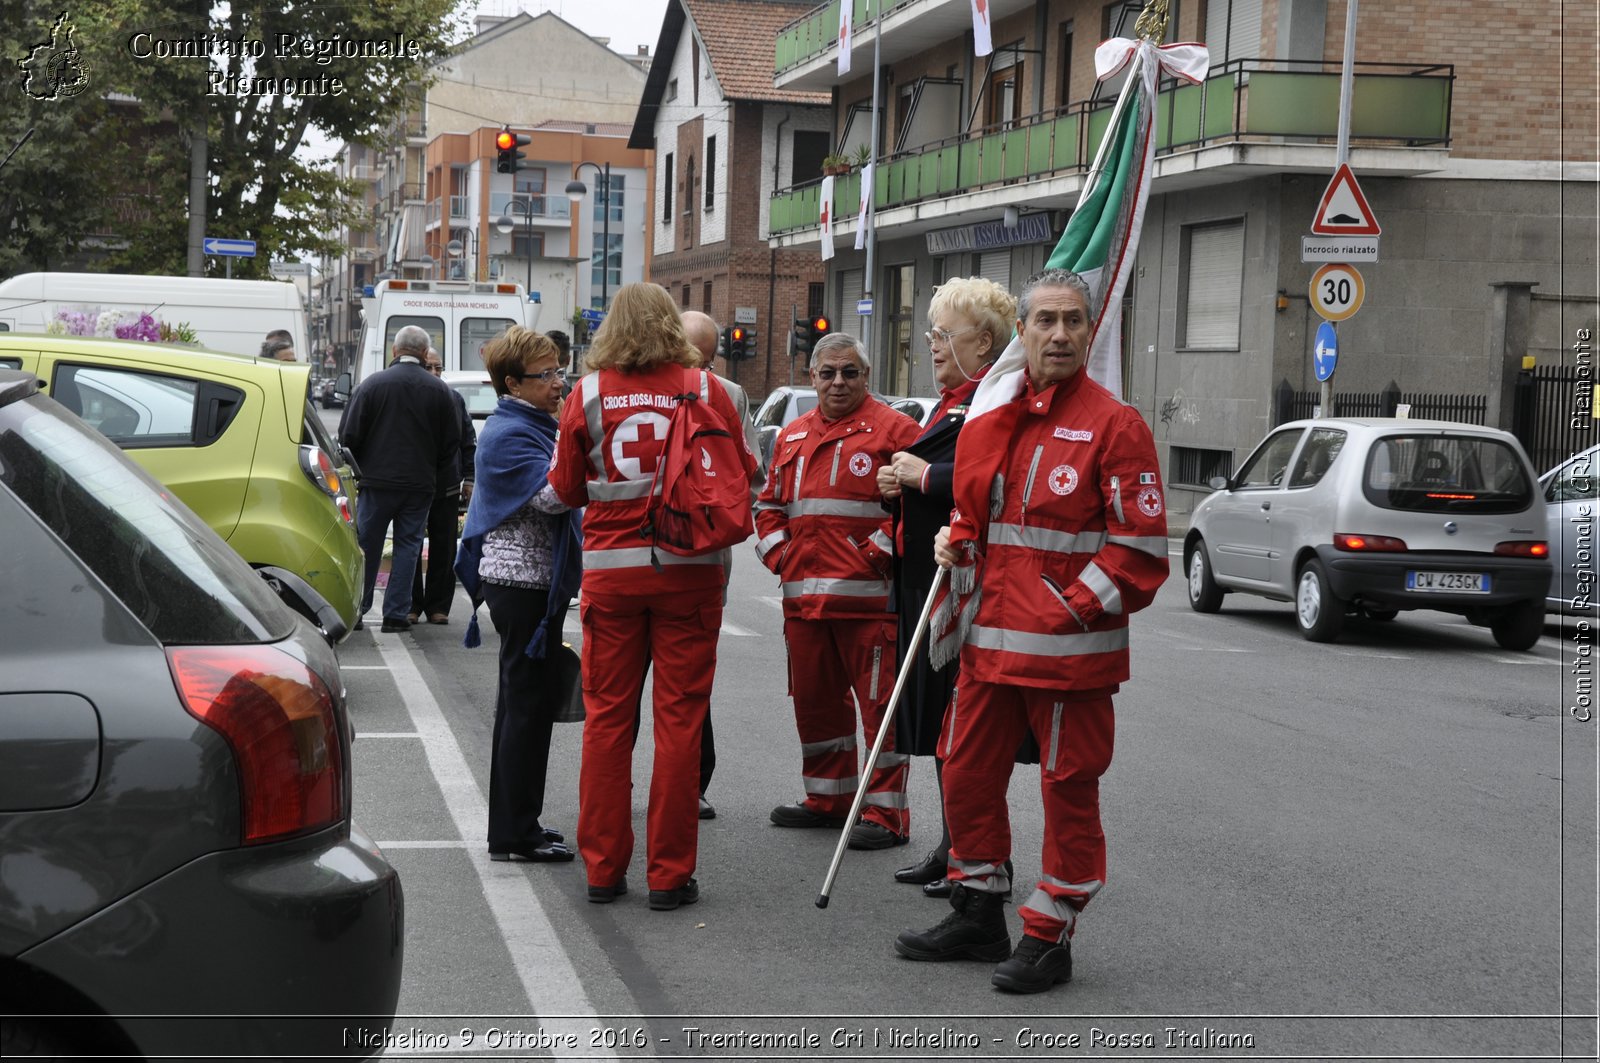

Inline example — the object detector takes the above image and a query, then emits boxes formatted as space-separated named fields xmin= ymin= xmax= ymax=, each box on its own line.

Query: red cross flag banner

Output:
xmin=970 ymin=0 xmax=992 ymax=57
xmin=928 ymin=34 xmax=1209 ymax=669
xmin=837 ymin=0 xmax=852 ymax=75
xmin=854 ymin=162 xmax=874 ymax=251
xmin=819 ymin=174 xmax=836 ymax=261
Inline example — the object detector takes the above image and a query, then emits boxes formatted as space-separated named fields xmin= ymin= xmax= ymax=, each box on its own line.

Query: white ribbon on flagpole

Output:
xmin=819 ymin=175 xmax=836 ymax=261
xmin=853 ymin=163 xmax=873 ymax=251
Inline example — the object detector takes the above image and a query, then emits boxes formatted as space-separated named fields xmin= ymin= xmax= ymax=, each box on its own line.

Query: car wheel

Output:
xmin=1363 ymin=607 xmax=1398 ymax=622
xmin=1186 ymin=541 xmax=1224 ymax=613
xmin=1489 ymin=599 xmax=1546 ymax=651
xmin=1295 ymin=558 xmax=1345 ymax=642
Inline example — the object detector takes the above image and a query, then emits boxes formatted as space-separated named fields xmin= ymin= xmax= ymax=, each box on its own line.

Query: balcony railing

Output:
xmin=770 ymin=59 xmax=1453 ymax=234
xmin=489 ymin=191 xmax=572 ymax=221
xmin=449 ymin=195 xmax=471 ymax=221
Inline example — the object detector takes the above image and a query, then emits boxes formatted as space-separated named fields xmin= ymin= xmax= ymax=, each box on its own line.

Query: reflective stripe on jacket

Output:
xmin=754 ymin=397 xmax=921 ymax=620
xmin=963 ymin=370 xmax=1169 ymax=690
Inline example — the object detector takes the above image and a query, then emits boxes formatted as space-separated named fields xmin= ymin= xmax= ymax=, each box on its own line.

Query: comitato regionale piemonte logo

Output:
xmin=20 ymin=11 xmax=91 ymax=102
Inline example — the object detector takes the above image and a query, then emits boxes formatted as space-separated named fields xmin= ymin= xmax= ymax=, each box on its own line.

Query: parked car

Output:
xmin=751 ymin=385 xmax=818 ymax=472
xmin=319 ymin=376 xmax=347 ymax=409
xmin=1541 ymin=442 xmax=1598 ymax=615
xmin=1184 ymin=417 xmax=1551 ymax=650
xmin=0 ymin=369 xmax=402 ymax=1059
xmin=884 ymin=394 xmax=939 ymax=426
xmin=0 ymin=335 xmax=362 ymax=637
xmin=442 ymin=368 xmax=497 ymax=429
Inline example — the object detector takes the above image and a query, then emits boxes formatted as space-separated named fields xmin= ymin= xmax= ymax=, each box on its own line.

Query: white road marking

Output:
xmin=1332 ymin=650 xmax=1411 ymax=660
xmin=720 ymin=620 xmax=758 ymax=637
xmin=759 ymin=595 xmax=785 ymax=610
xmin=373 ymin=637 xmax=617 ymax=1059
xmin=358 ymin=731 xmax=422 ymax=739
xmin=341 ymin=664 xmax=391 ymax=670
xmin=373 ymin=839 xmax=470 ymax=849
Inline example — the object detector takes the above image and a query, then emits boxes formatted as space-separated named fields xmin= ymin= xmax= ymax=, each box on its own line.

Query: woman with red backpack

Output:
xmin=550 ymin=283 xmax=754 ymax=911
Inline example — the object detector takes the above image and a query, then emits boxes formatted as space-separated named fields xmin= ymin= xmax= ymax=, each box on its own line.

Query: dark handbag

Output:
xmin=548 ymin=641 xmax=585 ymax=723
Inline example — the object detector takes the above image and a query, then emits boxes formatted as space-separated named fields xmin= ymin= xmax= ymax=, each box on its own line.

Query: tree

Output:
xmin=8 ymin=0 xmax=464 ymax=276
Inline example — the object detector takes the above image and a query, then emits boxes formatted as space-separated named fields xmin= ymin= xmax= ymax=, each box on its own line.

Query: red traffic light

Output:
xmin=812 ymin=316 xmax=830 ymax=333
xmin=496 ymin=130 xmax=516 ymax=151
xmin=730 ymin=326 xmax=747 ymax=342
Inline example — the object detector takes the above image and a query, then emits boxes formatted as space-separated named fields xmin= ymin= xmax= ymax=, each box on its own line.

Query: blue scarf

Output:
xmin=454 ymin=396 xmax=582 ymax=657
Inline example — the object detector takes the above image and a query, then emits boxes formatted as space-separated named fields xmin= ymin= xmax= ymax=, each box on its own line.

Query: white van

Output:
xmin=0 ymin=272 xmax=309 ymax=359
xmin=355 ymin=279 xmax=534 ymax=382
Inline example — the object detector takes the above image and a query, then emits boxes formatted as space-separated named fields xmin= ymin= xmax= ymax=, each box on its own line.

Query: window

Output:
xmin=702 ymin=281 xmax=712 ymax=313
xmin=460 ymin=318 xmax=516 ymax=372
xmin=807 ymin=282 xmax=826 ymax=320
xmin=515 ymin=170 xmax=546 ymax=212
xmin=51 ymin=365 xmax=203 ymax=446
xmin=386 ymin=315 xmax=445 ymax=363
xmin=792 ymin=131 xmax=829 ymax=185
xmin=0 ymin=356 xmax=19 ymax=368
xmin=683 ymin=155 xmax=694 ymax=216
xmin=682 ymin=285 xmax=691 ymax=308
xmin=1204 ymin=0 xmax=1261 ymax=64
xmin=662 ymin=153 xmax=674 ymax=220
xmin=1364 ymin=434 xmax=1534 ymax=513
xmin=1179 ymin=220 xmax=1244 ymax=349
xmin=666 ymin=78 xmax=678 ymax=101
xmin=704 ymin=136 xmax=716 ymax=210
xmin=1288 ymin=428 xmax=1347 ymax=488
xmin=591 ymin=232 xmax=623 ymax=299
xmin=513 ymin=231 xmax=544 ymax=259
xmin=1169 ymin=445 xmax=1233 ymax=488
xmin=594 ymin=172 xmax=624 ymax=223
xmin=985 ymin=53 xmax=1024 ymax=129
xmin=1058 ymin=22 xmax=1074 ymax=106
xmin=885 ymin=263 xmax=916 ymax=394
xmin=1234 ymin=428 xmax=1304 ymax=489
xmin=1548 ymin=450 xmax=1597 ymax=503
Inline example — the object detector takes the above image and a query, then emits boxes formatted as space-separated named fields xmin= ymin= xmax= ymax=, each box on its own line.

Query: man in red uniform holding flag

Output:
xmin=755 ymin=333 xmax=922 ymax=849
xmin=893 ymin=269 xmax=1169 ymax=992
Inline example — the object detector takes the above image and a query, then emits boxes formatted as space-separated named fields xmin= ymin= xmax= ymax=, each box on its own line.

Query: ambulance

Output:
xmin=353 ymin=278 xmax=536 ymax=382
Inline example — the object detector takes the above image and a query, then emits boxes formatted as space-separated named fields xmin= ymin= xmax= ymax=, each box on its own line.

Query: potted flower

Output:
xmin=851 ymin=144 xmax=872 ymax=170
xmin=821 ymin=153 xmax=852 ymax=177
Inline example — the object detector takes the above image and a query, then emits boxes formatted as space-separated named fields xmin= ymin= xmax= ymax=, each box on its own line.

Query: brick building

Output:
xmin=630 ymin=0 xmax=831 ymax=401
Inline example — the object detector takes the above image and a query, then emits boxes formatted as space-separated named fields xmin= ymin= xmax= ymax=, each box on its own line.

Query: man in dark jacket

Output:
xmin=410 ymin=346 xmax=477 ymax=624
xmin=339 ymin=325 xmax=462 ymax=632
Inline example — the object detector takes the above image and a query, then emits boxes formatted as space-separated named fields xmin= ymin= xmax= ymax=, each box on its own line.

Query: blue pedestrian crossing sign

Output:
xmin=1313 ymin=321 xmax=1338 ymax=382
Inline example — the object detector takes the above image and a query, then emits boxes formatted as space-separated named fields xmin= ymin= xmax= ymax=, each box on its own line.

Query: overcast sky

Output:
xmin=471 ymin=0 xmax=671 ymax=57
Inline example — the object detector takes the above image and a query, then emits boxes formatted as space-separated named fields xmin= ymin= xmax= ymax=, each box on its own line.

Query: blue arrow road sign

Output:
xmin=202 ymin=237 xmax=256 ymax=257
xmin=1314 ymin=320 xmax=1338 ymax=383
xmin=579 ymin=308 xmax=605 ymax=324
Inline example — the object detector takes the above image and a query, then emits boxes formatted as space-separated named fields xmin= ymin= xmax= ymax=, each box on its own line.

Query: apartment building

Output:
xmin=765 ymin=0 xmax=1597 ymax=518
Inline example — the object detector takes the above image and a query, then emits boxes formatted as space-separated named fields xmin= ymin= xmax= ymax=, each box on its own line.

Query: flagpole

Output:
xmin=862 ymin=0 xmax=881 ymax=353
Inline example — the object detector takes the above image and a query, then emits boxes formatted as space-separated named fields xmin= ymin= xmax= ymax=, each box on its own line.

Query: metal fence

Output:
xmin=1512 ymin=365 xmax=1593 ymax=473
xmin=1274 ymin=380 xmax=1488 ymax=427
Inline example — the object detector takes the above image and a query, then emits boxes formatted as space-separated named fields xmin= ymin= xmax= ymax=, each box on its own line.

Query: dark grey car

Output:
xmin=0 ymin=371 xmax=402 ymax=1058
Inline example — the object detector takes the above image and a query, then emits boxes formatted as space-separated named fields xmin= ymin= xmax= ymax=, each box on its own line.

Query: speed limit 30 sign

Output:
xmin=1309 ymin=263 xmax=1365 ymax=322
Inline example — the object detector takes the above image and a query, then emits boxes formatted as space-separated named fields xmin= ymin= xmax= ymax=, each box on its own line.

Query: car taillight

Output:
xmin=167 ymin=645 xmax=345 ymax=844
xmin=299 ymin=444 xmax=353 ymax=524
xmin=1495 ymin=540 xmax=1549 ymax=557
xmin=1335 ymin=533 xmax=1408 ymax=552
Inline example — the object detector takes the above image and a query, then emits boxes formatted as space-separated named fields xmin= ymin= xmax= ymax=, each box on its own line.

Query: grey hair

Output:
xmin=260 ymin=337 xmax=294 ymax=359
xmin=1017 ymin=268 xmax=1092 ymax=323
xmin=393 ymin=325 xmax=432 ymax=358
xmin=810 ymin=332 xmax=871 ymax=372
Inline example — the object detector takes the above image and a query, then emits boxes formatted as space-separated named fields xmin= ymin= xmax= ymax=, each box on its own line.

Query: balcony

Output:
xmin=449 ymin=195 xmax=471 ymax=221
xmin=770 ymin=59 xmax=1453 ymax=236
xmin=489 ymin=191 xmax=572 ymax=223
xmin=775 ymin=0 xmax=1035 ymax=91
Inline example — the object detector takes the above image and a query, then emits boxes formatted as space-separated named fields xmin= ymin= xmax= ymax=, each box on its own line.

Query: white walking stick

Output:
xmin=816 ymin=566 xmax=948 ymax=909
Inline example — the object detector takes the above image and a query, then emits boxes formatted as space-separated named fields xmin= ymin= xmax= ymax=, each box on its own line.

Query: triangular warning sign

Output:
xmin=1311 ymin=163 xmax=1381 ymax=236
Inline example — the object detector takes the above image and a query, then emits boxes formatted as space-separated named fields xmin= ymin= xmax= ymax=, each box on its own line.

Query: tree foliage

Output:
xmin=3 ymin=0 xmax=464 ymax=277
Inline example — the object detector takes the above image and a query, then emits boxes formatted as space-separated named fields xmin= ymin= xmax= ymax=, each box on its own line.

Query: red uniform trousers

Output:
xmin=784 ymin=616 xmax=908 ymax=834
xmin=941 ymin=674 xmax=1115 ymax=942
xmin=577 ymin=586 xmax=720 ymax=892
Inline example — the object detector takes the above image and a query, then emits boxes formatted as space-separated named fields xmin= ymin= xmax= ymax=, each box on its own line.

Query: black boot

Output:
xmin=893 ymin=883 xmax=1011 ymax=962
xmin=991 ymin=933 xmax=1072 ymax=993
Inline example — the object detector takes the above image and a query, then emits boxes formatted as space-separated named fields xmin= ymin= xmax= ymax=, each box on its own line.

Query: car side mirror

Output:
xmin=333 ymin=371 xmax=352 ymax=399
xmin=757 ymin=424 xmax=779 ymax=463
xmin=1209 ymin=475 xmax=1231 ymax=491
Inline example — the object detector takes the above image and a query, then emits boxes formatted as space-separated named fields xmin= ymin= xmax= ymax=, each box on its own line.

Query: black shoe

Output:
xmin=922 ymin=877 xmax=952 ymax=898
xmin=698 ymin=796 xmax=716 ymax=820
xmin=488 ymin=840 xmax=574 ymax=863
xmin=991 ymin=933 xmax=1072 ymax=993
xmin=587 ymin=877 xmax=628 ymax=904
xmin=380 ymin=618 xmax=411 ymax=633
xmin=894 ymin=884 xmax=1011 ymax=963
xmin=540 ymin=826 xmax=564 ymax=844
xmin=648 ymin=877 xmax=700 ymax=911
xmin=769 ymin=802 xmax=845 ymax=829
xmin=848 ymin=820 xmax=910 ymax=850
xmin=895 ymin=850 xmax=947 ymax=885
xmin=353 ymin=617 xmax=365 ymax=631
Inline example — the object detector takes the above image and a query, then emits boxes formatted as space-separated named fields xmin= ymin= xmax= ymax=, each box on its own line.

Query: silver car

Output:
xmin=1541 ymin=442 xmax=1598 ymax=615
xmin=1185 ymin=418 xmax=1552 ymax=650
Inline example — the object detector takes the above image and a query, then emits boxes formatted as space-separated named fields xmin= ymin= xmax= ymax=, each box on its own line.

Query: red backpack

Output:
xmin=639 ymin=369 xmax=755 ymax=557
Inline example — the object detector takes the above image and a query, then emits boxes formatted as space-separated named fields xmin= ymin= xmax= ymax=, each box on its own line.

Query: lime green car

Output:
xmin=0 ymin=335 xmax=363 ymax=635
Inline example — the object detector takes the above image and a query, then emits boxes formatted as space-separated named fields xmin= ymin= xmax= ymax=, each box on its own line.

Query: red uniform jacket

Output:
xmin=963 ymin=369 xmax=1169 ymax=690
xmin=551 ymin=363 xmax=750 ymax=594
xmin=754 ymin=396 xmax=921 ymax=620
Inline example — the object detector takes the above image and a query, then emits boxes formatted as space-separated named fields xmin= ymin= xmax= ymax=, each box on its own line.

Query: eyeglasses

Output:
xmin=425 ymin=364 xmax=443 ymax=374
xmin=924 ymin=325 xmax=980 ymax=348
xmin=814 ymin=366 xmax=862 ymax=381
xmin=514 ymin=368 xmax=563 ymax=382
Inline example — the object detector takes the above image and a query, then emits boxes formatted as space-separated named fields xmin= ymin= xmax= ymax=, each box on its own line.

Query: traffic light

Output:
xmin=792 ymin=314 xmax=830 ymax=359
xmin=722 ymin=324 xmax=751 ymax=360
xmin=495 ymin=127 xmax=529 ymax=173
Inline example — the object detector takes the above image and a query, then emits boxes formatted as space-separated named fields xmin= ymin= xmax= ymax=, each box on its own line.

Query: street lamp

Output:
xmin=446 ymin=227 xmax=475 ymax=281
xmin=495 ymin=198 xmax=536 ymax=292
xmin=565 ymin=161 xmax=612 ymax=313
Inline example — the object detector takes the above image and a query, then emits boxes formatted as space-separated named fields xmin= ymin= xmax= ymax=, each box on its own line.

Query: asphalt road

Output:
xmin=331 ymin=518 xmax=1596 ymax=1062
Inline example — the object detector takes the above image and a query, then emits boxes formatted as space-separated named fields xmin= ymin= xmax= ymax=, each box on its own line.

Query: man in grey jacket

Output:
xmin=339 ymin=325 xmax=461 ymax=632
